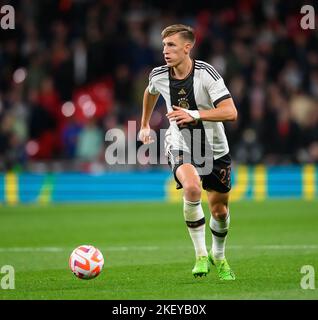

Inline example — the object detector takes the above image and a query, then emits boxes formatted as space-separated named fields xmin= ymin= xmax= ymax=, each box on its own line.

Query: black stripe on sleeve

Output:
xmin=199 ymin=62 xmax=221 ymax=80
xmin=149 ymin=68 xmax=168 ymax=81
xmin=195 ymin=62 xmax=221 ymax=80
xmin=213 ymin=94 xmax=232 ymax=107
xmin=205 ymin=68 xmax=219 ymax=81
xmin=150 ymin=66 xmax=168 ymax=77
xmin=202 ymin=63 xmax=221 ymax=80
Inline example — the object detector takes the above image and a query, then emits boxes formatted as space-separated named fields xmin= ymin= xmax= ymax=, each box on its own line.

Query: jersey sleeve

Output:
xmin=148 ymin=71 xmax=160 ymax=95
xmin=204 ymin=71 xmax=231 ymax=107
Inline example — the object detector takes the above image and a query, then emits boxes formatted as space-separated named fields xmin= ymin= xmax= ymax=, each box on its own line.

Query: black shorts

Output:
xmin=167 ymin=150 xmax=231 ymax=193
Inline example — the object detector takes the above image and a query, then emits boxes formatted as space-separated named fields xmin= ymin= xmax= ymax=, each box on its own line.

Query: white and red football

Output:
xmin=69 ymin=245 xmax=104 ymax=280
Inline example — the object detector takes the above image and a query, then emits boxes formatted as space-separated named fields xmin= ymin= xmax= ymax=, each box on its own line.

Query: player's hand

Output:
xmin=138 ymin=125 xmax=155 ymax=144
xmin=166 ymin=105 xmax=196 ymax=126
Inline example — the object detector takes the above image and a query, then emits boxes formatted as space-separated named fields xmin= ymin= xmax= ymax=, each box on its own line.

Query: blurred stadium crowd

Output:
xmin=0 ymin=0 xmax=317 ymax=172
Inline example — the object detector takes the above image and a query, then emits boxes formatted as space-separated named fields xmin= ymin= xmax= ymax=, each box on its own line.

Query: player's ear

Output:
xmin=184 ymin=42 xmax=193 ymax=54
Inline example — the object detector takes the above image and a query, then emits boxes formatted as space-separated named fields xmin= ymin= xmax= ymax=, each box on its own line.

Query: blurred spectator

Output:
xmin=0 ymin=113 xmax=15 ymax=170
xmin=61 ymin=116 xmax=82 ymax=159
xmin=27 ymin=89 xmax=58 ymax=159
xmin=76 ymin=118 xmax=103 ymax=161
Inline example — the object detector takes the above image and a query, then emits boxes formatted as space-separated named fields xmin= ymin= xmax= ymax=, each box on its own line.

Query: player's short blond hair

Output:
xmin=161 ymin=24 xmax=195 ymax=44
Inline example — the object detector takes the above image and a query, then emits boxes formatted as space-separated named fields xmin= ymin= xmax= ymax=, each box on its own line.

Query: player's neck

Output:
xmin=171 ymin=57 xmax=193 ymax=80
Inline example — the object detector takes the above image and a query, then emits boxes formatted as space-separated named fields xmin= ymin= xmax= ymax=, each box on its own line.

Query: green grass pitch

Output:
xmin=0 ymin=200 xmax=318 ymax=300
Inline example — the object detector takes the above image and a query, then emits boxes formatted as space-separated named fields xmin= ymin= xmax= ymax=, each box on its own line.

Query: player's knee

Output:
xmin=211 ymin=203 xmax=228 ymax=220
xmin=183 ymin=181 xmax=201 ymax=201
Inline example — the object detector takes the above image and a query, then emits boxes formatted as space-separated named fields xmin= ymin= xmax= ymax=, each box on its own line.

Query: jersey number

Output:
xmin=220 ymin=165 xmax=231 ymax=185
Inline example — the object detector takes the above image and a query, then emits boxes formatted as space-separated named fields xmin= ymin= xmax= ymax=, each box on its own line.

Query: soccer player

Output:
xmin=139 ymin=24 xmax=237 ymax=280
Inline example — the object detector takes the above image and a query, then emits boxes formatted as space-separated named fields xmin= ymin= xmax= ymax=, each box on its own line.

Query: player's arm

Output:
xmin=194 ymin=98 xmax=237 ymax=122
xmin=167 ymin=98 xmax=237 ymax=125
xmin=139 ymin=87 xmax=160 ymax=144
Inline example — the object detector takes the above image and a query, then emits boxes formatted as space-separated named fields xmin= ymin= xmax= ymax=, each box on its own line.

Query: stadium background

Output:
xmin=0 ymin=0 xmax=317 ymax=203
xmin=0 ymin=0 xmax=318 ymax=301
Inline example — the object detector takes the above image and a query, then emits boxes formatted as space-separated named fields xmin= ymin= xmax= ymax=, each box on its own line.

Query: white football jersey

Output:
xmin=148 ymin=59 xmax=231 ymax=160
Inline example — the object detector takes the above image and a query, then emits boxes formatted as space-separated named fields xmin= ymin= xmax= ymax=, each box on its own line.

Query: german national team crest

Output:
xmin=178 ymin=97 xmax=190 ymax=109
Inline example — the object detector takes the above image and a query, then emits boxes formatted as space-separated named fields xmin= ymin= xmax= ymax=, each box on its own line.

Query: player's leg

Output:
xmin=175 ymin=163 xmax=209 ymax=277
xmin=206 ymin=189 xmax=235 ymax=280
xmin=207 ymin=190 xmax=230 ymax=261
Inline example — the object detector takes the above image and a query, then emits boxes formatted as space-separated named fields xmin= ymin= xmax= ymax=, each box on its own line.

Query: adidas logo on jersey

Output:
xmin=178 ymin=88 xmax=186 ymax=95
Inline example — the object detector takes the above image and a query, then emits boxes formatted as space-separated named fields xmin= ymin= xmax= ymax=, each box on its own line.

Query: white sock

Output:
xmin=183 ymin=198 xmax=208 ymax=257
xmin=210 ymin=213 xmax=230 ymax=260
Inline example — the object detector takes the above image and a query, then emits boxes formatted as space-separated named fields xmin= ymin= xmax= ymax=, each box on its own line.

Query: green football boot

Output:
xmin=192 ymin=256 xmax=210 ymax=278
xmin=208 ymin=251 xmax=235 ymax=280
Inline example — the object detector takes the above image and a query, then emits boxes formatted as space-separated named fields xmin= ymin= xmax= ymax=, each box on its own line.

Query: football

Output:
xmin=69 ymin=245 xmax=104 ymax=280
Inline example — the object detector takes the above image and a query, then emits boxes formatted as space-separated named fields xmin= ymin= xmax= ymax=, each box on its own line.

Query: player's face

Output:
xmin=162 ymin=33 xmax=192 ymax=67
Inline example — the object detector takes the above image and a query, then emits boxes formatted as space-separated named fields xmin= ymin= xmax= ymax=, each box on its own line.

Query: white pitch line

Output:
xmin=0 ymin=244 xmax=317 ymax=253
xmin=106 ymin=246 xmax=159 ymax=251
xmin=0 ymin=247 xmax=64 ymax=252
xmin=251 ymin=245 xmax=318 ymax=250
